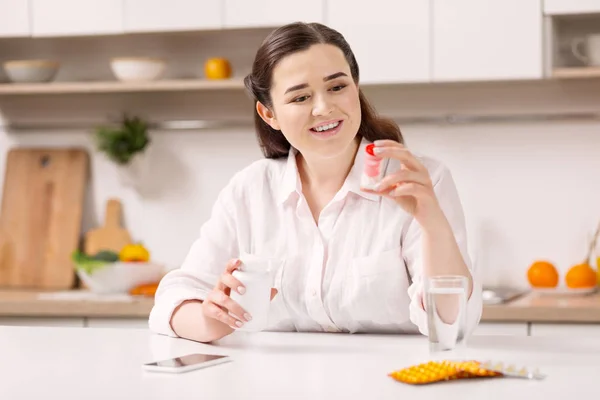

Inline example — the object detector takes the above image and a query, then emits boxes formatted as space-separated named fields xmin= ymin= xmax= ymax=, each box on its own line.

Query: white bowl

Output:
xmin=76 ymin=262 xmax=165 ymax=294
xmin=3 ymin=59 xmax=60 ymax=83
xmin=110 ymin=57 xmax=166 ymax=82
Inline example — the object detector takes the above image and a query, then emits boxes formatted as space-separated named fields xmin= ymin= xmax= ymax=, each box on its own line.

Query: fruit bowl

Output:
xmin=531 ymin=286 xmax=597 ymax=296
xmin=75 ymin=261 xmax=165 ymax=294
xmin=527 ymin=259 xmax=598 ymax=296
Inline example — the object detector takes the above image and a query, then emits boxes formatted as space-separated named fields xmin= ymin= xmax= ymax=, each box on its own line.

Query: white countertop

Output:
xmin=2 ymin=326 xmax=599 ymax=399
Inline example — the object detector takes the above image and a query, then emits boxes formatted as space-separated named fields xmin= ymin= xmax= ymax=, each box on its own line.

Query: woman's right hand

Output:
xmin=200 ymin=258 xmax=278 ymax=330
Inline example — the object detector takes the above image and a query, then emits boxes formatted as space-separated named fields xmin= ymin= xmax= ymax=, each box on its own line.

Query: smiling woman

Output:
xmin=243 ymin=23 xmax=402 ymax=159
xmin=149 ymin=22 xmax=482 ymax=344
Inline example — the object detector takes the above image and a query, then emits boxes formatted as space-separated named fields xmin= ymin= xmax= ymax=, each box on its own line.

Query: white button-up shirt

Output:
xmin=149 ymin=138 xmax=482 ymax=337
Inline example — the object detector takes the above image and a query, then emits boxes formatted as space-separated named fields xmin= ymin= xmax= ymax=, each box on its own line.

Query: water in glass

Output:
xmin=425 ymin=276 xmax=468 ymax=352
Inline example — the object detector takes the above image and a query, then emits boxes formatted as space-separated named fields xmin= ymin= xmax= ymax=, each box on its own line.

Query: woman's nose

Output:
xmin=312 ymin=95 xmax=333 ymax=116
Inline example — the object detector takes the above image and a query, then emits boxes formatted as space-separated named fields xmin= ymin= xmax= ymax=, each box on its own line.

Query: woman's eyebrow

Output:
xmin=284 ymin=72 xmax=348 ymax=94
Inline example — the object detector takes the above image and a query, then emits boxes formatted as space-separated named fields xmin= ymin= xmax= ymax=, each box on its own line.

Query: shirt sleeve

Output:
xmin=402 ymin=164 xmax=482 ymax=338
xmin=148 ymin=180 xmax=240 ymax=338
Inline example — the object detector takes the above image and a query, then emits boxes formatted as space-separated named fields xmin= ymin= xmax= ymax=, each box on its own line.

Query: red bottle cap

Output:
xmin=366 ymin=143 xmax=376 ymax=156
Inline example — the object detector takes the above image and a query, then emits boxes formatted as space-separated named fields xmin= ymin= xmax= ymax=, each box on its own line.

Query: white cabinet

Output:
xmin=472 ymin=322 xmax=528 ymax=336
xmin=124 ymin=0 xmax=222 ymax=33
xmin=87 ymin=318 xmax=148 ymax=329
xmin=224 ymin=0 xmax=324 ymax=28
xmin=326 ymin=0 xmax=430 ymax=84
xmin=432 ymin=0 xmax=543 ymax=81
xmin=0 ymin=0 xmax=30 ymax=37
xmin=544 ymin=0 xmax=600 ymax=15
xmin=530 ymin=323 xmax=600 ymax=336
xmin=0 ymin=317 xmax=85 ymax=327
xmin=31 ymin=0 xmax=124 ymax=37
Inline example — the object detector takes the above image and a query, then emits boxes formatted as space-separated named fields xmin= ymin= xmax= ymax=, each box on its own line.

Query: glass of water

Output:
xmin=424 ymin=275 xmax=468 ymax=352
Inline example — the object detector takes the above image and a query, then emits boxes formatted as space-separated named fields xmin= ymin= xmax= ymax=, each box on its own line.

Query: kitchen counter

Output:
xmin=0 ymin=289 xmax=153 ymax=318
xmin=2 ymin=325 xmax=600 ymax=399
xmin=482 ymin=290 xmax=600 ymax=323
xmin=0 ymin=289 xmax=599 ymax=324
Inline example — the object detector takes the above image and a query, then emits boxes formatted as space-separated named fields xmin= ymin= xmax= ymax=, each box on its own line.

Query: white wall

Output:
xmin=404 ymin=120 xmax=600 ymax=288
xmin=2 ymin=106 xmax=599 ymax=290
xmin=1 ymin=31 xmax=599 ymax=291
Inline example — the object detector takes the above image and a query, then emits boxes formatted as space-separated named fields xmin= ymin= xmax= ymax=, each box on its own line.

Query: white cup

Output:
xmin=229 ymin=255 xmax=280 ymax=332
xmin=571 ymin=34 xmax=600 ymax=66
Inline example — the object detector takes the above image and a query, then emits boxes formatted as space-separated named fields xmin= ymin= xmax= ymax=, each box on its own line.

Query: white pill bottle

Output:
xmin=229 ymin=254 xmax=281 ymax=333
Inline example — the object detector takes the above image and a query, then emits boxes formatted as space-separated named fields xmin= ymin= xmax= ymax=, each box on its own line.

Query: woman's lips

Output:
xmin=309 ymin=120 xmax=343 ymax=138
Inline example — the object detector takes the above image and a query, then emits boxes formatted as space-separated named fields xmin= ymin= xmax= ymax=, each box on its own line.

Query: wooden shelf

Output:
xmin=551 ymin=67 xmax=600 ymax=79
xmin=0 ymin=78 xmax=246 ymax=95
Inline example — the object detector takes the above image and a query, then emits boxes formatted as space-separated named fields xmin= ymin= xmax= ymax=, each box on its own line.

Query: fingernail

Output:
xmin=373 ymin=147 xmax=383 ymax=154
xmin=244 ymin=313 xmax=252 ymax=321
xmin=235 ymin=320 xmax=243 ymax=327
xmin=237 ymin=286 xmax=246 ymax=295
xmin=374 ymin=140 xmax=383 ymax=145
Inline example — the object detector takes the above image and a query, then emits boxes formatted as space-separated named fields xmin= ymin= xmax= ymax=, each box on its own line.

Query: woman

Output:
xmin=149 ymin=22 xmax=482 ymax=342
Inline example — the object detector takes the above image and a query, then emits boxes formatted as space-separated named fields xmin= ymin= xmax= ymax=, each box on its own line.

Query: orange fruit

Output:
xmin=527 ymin=261 xmax=559 ymax=288
xmin=565 ymin=263 xmax=596 ymax=289
xmin=204 ymin=57 xmax=232 ymax=80
xmin=129 ymin=282 xmax=159 ymax=296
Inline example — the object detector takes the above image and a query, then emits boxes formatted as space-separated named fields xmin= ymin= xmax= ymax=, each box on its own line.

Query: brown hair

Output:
xmin=244 ymin=22 xmax=403 ymax=159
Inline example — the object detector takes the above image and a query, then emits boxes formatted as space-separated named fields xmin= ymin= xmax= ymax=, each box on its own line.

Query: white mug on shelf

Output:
xmin=571 ymin=34 xmax=600 ymax=66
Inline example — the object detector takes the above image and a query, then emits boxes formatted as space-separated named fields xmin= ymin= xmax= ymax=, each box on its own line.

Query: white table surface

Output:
xmin=2 ymin=325 xmax=599 ymax=399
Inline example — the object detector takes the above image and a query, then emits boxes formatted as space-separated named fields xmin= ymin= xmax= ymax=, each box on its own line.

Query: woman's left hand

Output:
xmin=365 ymin=140 xmax=444 ymax=229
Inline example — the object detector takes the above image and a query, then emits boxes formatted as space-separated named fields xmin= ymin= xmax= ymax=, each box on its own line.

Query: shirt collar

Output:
xmin=277 ymin=147 xmax=302 ymax=204
xmin=277 ymin=137 xmax=381 ymax=204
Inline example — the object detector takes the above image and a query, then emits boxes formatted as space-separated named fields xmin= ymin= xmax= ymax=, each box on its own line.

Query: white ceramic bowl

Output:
xmin=76 ymin=262 xmax=165 ymax=294
xmin=3 ymin=59 xmax=60 ymax=83
xmin=110 ymin=57 xmax=166 ymax=82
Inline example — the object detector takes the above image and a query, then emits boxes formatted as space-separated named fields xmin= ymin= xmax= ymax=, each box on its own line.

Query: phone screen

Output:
xmin=147 ymin=354 xmax=229 ymax=368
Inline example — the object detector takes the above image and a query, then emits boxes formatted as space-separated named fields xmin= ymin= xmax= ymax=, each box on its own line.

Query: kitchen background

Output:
xmin=1 ymin=0 xmax=600 ymax=298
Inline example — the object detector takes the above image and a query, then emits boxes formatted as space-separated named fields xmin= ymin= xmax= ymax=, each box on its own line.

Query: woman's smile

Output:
xmin=309 ymin=120 xmax=344 ymax=139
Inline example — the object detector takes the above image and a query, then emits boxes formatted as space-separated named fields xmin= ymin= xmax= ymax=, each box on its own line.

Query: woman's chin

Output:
xmin=305 ymin=133 xmax=359 ymax=160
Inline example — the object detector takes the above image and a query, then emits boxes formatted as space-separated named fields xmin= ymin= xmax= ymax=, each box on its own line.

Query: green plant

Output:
xmin=95 ymin=115 xmax=151 ymax=165
xmin=71 ymin=250 xmax=111 ymax=275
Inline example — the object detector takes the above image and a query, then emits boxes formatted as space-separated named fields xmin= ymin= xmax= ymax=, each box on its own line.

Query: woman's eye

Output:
xmin=331 ymin=85 xmax=346 ymax=92
xmin=293 ymin=95 xmax=309 ymax=103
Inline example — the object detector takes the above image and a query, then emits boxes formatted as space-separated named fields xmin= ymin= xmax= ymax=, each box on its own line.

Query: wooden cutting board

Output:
xmin=84 ymin=198 xmax=132 ymax=256
xmin=0 ymin=147 xmax=89 ymax=289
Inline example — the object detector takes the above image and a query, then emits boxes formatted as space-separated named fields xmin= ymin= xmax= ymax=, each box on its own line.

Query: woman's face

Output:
xmin=257 ymin=43 xmax=361 ymax=160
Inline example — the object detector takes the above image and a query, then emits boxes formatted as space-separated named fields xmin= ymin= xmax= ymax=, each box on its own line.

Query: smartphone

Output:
xmin=143 ymin=353 xmax=232 ymax=374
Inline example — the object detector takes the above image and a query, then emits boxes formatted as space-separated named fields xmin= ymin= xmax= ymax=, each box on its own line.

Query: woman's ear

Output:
xmin=256 ymin=101 xmax=280 ymax=130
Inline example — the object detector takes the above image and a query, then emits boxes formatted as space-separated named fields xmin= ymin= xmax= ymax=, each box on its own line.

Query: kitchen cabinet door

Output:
xmin=433 ymin=0 xmax=543 ymax=81
xmin=0 ymin=0 xmax=30 ymax=37
xmin=472 ymin=322 xmax=529 ymax=336
xmin=0 ymin=317 xmax=85 ymax=327
xmin=544 ymin=0 xmax=600 ymax=15
xmin=124 ymin=0 xmax=222 ymax=33
xmin=86 ymin=318 xmax=149 ymax=329
xmin=530 ymin=323 xmax=600 ymax=336
xmin=224 ymin=0 xmax=324 ymax=28
xmin=326 ymin=0 xmax=431 ymax=84
xmin=31 ymin=0 xmax=124 ymax=37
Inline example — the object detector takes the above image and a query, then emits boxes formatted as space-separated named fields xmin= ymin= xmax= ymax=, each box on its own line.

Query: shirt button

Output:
xmin=311 ymin=289 xmax=317 ymax=297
